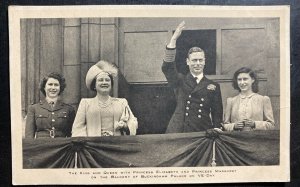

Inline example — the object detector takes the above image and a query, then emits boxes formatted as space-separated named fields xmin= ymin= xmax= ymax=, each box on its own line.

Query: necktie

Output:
xmin=49 ymin=101 xmax=55 ymax=109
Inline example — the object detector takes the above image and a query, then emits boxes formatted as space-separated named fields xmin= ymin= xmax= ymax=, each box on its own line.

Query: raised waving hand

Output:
xmin=167 ymin=21 xmax=185 ymax=48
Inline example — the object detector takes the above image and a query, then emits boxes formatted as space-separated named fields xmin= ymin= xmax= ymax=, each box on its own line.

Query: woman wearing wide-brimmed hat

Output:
xmin=71 ymin=60 xmax=138 ymax=137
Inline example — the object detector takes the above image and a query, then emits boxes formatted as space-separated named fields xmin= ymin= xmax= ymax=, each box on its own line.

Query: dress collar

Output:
xmin=239 ymin=93 xmax=256 ymax=99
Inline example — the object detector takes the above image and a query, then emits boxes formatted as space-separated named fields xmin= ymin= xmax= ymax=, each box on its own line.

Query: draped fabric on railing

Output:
xmin=23 ymin=130 xmax=279 ymax=168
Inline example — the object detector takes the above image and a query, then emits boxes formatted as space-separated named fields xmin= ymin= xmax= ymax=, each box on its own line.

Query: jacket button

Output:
xmin=39 ymin=115 xmax=42 ymax=117
xmin=201 ymin=98 xmax=204 ymax=101
xmin=52 ymin=119 xmax=55 ymax=122
xmin=200 ymin=104 xmax=203 ymax=107
xmin=198 ymin=115 xmax=202 ymax=118
xmin=186 ymin=107 xmax=189 ymax=110
xmin=198 ymin=109 xmax=202 ymax=112
xmin=52 ymin=112 xmax=54 ymax=115
xmin=185 ymin=113 xmax=189 ymax=116
xmin=188 ymin=95 xmax=191 ymax=98
xmin=187 ymin=101 xmax=190 ymax=104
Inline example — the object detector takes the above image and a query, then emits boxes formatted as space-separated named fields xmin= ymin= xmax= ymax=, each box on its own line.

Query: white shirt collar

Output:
xmin=191 ymin=73 xmax=203 ymax=84
xmin=46 ymin=97 xmax=58 ymax=105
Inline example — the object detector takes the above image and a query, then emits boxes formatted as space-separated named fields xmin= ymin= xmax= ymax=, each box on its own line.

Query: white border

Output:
xmin=9 ymin=5 xmax=290 ymax=185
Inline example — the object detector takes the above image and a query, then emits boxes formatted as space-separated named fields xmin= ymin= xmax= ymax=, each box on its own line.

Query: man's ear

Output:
xmin=186 ymin=57 xmax=189 ymax=65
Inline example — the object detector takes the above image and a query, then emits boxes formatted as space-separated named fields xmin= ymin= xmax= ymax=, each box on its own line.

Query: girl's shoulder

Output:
xmin=252 ymin=93 xmax=271 ymax=101
xmin=226 ymin=95 xmax=239 ymax=103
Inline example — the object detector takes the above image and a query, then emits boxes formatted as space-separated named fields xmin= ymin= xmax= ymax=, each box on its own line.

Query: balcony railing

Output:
xmin=23 ymin=130 xmax=279 ymax=168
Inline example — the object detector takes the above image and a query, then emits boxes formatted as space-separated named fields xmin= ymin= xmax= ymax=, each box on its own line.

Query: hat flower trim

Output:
xmin=96 ymin=60 xmax=118 ymax=77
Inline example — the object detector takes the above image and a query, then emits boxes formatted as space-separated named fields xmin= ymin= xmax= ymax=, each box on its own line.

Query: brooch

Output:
xmin=207 ymin=84 xmax=216 ymax=91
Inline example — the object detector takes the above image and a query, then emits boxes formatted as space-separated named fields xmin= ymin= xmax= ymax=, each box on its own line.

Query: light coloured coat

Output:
xmin=72 ymin=97 xmax=138 ymax=137
xmin=223 ymin=93 xmax=275 ymax=131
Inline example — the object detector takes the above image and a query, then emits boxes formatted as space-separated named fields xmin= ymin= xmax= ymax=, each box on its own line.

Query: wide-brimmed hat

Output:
xmin=85 ymin=60 xmax=118 ymax=90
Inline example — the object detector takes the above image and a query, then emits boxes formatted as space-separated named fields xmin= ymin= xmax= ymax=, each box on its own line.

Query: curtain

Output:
xmin=23 ymin=130 xmax=279 ymax=168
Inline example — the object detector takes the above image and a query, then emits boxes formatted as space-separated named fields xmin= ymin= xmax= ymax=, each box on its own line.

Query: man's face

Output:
xmin=186 ymin=52 xmax=205 ymax=75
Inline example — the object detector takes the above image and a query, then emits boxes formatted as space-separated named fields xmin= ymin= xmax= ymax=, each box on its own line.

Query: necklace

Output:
xmin=98 ymin=96 xmax=112 ymax=108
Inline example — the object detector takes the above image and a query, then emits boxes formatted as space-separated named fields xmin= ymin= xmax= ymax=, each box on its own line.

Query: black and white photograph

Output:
xmin=9 ymin=5 xmax=290 ymax=185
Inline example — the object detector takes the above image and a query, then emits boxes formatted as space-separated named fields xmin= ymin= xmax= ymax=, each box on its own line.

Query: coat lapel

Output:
xmin=52 ymin=100 xmax=64 ymax=111
xmin=184 ymin=73 xmax=197 ymax=91
xmin=231 ymin=96 xmax=241 ymax=122
xmin=112 ymin=101 xmax=117 ymax=135
xmin=192 ymin=76 xmax=210 ymax=94
xmin=85 ymin=97 xmax=102 ymax=136
xmin=39 ymin=99 xmax=64 ymax=111
xmin=111 ymin=98 xmax=124 ymax=136
xmin=39 ymin=100 xmax=52 ymax=111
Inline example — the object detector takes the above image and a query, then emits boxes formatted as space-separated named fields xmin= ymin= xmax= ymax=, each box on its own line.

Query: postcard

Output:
xmin=9 ymin=5 xmax=290 ymax=185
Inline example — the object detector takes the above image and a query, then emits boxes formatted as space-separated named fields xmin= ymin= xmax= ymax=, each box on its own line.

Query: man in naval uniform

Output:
xmin=162 ymin=21 xmax=223 ymax=133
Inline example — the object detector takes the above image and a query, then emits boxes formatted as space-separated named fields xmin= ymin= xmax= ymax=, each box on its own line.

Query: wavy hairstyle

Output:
xmin=39 ymin=72 xmax=66 ymax=96
xmin=187 ymin=46 xmax=205 ymax=59
xmin=232 ymin=67 xmax=259 ymax=93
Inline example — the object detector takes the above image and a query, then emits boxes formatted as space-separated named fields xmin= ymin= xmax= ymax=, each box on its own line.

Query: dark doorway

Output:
xmin=119 ymin=77 xmax=176 ymax=135
xmin=127 ymin=84 xmax=176 ymax=135
xmin=175 ymin=29 xmax=216 ymax=75
xmin=119 ymin=29 xmax=216 ymax=135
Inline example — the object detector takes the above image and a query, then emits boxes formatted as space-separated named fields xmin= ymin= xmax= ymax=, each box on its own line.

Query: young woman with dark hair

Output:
xmin=25 ymin=72 xmax=75 ymax=138
xmin=223 ymin=67 xmax=275 ymax=131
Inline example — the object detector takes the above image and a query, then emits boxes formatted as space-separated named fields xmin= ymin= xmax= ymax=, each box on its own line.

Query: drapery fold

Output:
xmin=215 ymin=131 xmax=280 ymax=166
xmin=23 ymin=138 xmax=76 ymax=168
xmin=75 ymin=137 xmax=141 ymax=168
xmin=23 ymin=130 xmax=279 ymax=168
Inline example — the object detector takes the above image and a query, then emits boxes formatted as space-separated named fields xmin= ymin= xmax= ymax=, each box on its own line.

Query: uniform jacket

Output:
xmin=162 ymin=48 xmax=223 ymax=133
xmin=223 ymin=93 xmax=275 ymax=131
xmin=71 ymin=97 xmax=138 ymax=137
xmin=25 ymin=100 xmax=75 ymax=138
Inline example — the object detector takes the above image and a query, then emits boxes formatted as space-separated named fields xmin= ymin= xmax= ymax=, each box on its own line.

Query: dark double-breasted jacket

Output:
xmin=25 ymin=100 xmax=75 ymax=138
xmin=162 ymin=48 xmax=223 ymax=133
